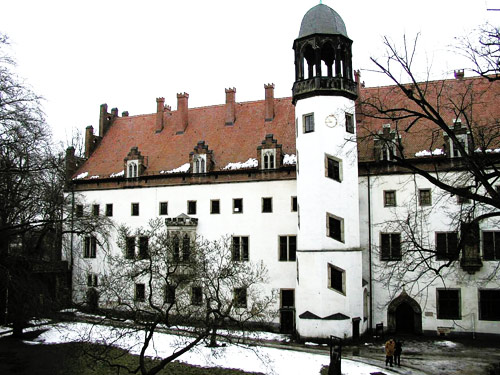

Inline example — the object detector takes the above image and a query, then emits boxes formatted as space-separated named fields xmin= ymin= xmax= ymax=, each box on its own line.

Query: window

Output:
xmin=87 ymin=274 xmax=98 ymax=287
xmin=159 ymin=202 xmax=168 ymax=215
xmin=419 ymin=189 xmax=432 ymax=206
xmin=92 ymin=204 xmax=100 ymax=216
xmin=131 ymin=203 xmax=139 ymax=216
xmin=479 ymin=290 xmax=500 ymax=321
xmin=191 ymin=286 xmax=202 ymax=306
xmin=303 ymin=113 xmax=314 ymax=133
xmin=262 ymin=149 xmax=276 ymax=170
xmin=328 ymin=264 xmax=345 ymax=295
xmin=262 ymin=197 xmax=273 ymax=213
xmin=279 ymin=235 xmax=296 ymax=261
xmin=187 ymin=200 xmax=197 ymax=215
xmin=76 ymin=204 xmax=84 ymax=217
xmin=127 ymin=161 xmax=138 ymax=178
xmin=291 ymin=196 xmax=297 ymax=212
xmin=234 ymin=288 xmax=247 ymax=308
xmin=138 ymin=236 xmax=149 ymax=259
xmin=281 ymin=289 xmax=294 ymax=308
xmin=172 ymin=236 xmax=180 ymax=262
xmin=380 ymin=233 xmax=401 ymax=261
xmin=125 ymin=237 xmax=135 ymax=259
xmin=232 ymin=236 xmax=249 ymax=261
xmin=384 ymin=191 xmax=396 ymax=207
xmin=194 ymin=155 xmax=206 ymax=174
xmin=325 ymin=155 xmax=341 ymax=182
xmin=233 ymin=198 xmax=243 ymax=213
xmin=483 ymin=231 xmax=500 ymax=260
xmin=345 ymin=113 xmax=354 ymax=134
xmin=437 ymin=289 xmax=461 ymax=319
xmin=450 ymin=133 xmax=468 ymax=158
xmin=182 ymin=234 xmax=191 ymax=262
xmin=436 ymin=232 xmax=459 ymax=260
xmin=83 ymin=236 xmax=97 ymax=258
xmin=105 ymin=203 xmax=113 ymax=217
xmin=211 ymin=200 xmax=220 ymax=214
xmin=380 ymin=142 xmax=395 ymax=161
xmin=165 ymin=285 xmax=176 ymax=304
xmin=327 ymin=213 xmax=344 ymax=242
xmin=457 ymin=188 xmax=471 ymax=204
xmin=135 ymin=283 xmax=145 ymax=302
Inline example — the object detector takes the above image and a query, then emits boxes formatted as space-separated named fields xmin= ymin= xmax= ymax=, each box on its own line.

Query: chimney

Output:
xmin=111 ymin=107 xmax=119 ymax=117
xmin=156 ymin=97 xmax=165 ymax=133
xmin=176 ymin=93 xmax=189 ymax=134
xmin=85 ymin=125 xmax=94 ymax=158
xmin=454 ymin=69 xmax=465 ymax=80
xmin=225 ymin=88 xmax=236 ymax=125
xmin=99 ymin=103 xmax=108 ymax=136
xmin=264 ymin=84 xmax=275 ymax=122
xmin=122 ymin=111 xmax=129 ymax=117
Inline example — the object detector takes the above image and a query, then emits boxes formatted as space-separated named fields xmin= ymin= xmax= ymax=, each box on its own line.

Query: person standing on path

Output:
xmin=385 ymin=338 xmax=396 ymax=367
xmin=394 ymin=340 xmax=402 ymax=367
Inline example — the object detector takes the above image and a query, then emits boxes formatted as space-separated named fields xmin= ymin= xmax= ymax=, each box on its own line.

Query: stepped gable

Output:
xmin=357 ymin=75 xmax=500 ymax=162
xmin=74 ymin=97 xmax=296 ymax=179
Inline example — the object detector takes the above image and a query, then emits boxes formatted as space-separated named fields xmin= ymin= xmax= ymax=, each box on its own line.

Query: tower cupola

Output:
xmin=292 ymin=4 xmax=357 ymax=104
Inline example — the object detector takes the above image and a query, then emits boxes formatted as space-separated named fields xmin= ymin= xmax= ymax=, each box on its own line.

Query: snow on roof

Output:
xmin=110 ymin=170 xmax=124 ymax=178
xmin=415 ymin=148 xmax=444 ymax=157
xmin=283 ymin=154 xmax=296 ymax=165
xmin=73 ymin=171 xmax=88 ymax=180
xmin=160 ymin=163 xmax=190 ymax=174
xmin=223 ymin=158 xmax=258 ymax=170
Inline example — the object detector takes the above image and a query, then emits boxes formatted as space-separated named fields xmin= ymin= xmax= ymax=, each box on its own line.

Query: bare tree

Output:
xmin=357 ymin=29 xmax=500 ymax=290
xmin=74 ymin=218 xmax=276 ymax=375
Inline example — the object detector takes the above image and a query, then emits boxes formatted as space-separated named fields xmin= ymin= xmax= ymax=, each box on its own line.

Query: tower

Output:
xmin=293 ymin=4 xmax=364 ymax=339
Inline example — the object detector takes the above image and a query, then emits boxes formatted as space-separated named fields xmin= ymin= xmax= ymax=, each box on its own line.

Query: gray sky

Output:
xmin=1 ymin=0 xmax=498 ymax=143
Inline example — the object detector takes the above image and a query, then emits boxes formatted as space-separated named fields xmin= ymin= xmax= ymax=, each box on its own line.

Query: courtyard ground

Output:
xmin=1 ymin=317 xmax=499 ymax=375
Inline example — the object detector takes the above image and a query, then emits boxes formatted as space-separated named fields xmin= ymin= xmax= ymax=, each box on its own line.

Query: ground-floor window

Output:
xmin=479 ymin=289 xmax=500 ymax=321
xmin=436 ymin=289 xmax=461 ymax=320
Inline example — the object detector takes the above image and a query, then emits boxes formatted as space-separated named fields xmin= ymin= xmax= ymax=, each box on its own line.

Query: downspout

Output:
xmin=367 ymin=168 xmax=373 ymax=334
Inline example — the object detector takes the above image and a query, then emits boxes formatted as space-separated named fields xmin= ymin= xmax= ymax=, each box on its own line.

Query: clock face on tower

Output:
xmin=325 ymin=114 xmax=338 ymax=128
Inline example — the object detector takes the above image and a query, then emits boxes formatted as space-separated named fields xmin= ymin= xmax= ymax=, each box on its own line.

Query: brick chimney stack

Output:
xmin=454 ymin=69 xmax=465 ymax=79
xmin=85 ymin=125 xmax=94 ymax=158
xmin=176 ymin=93 xmax=189 ymax=134
xmin=264 ymin=84 xmax=275 ymax=122
xmin=225 ymin=88 xmax=236 ymax=125
xmin=156 ymin=97 xmax=165 ymax=133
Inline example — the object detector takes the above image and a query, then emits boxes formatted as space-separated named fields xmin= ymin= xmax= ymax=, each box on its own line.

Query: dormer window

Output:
xmin=380 ymin=142 xmax=395 ymax=161
xmin=450 ymin=134 xmax=468 ymax=158
xmin=262 ymin=149 xmax=276 ymax=169
xmin=127 ymin=160 xmax=138 ymax=178
xmin=193 ymin=154 xmax=206 ymax=174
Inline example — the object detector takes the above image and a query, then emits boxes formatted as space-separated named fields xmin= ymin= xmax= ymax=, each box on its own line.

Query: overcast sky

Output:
xmin=1 ymin=0 xmax=499 ymax=144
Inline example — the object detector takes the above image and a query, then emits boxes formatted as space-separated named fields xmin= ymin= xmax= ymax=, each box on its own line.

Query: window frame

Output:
xmin=87 ymin=273 xmax=98 ymax=287
xmin=210 ymin=199 xmax=220 ymax=214
xmin=383 ymin=190 xmax=396 ymax=207
xmin=419 ymin=189 xmax=432 ymax=206
xmin=83 ymin=236 xmax=97 ymax=258
xmin=380 ymin=232 xmax=402 ymax=261
xmin=262 ymin=197 xmax=273 ymax=213
xmin=135 ymin=283 xmax=145 ymax=302
xmin=325 ymin=154 xmax=342 ymax=182
xmin=187 ymin=200 xmax=197 ymax=215
xmin=435 ymin=232 xmax=459 ymax=261
xmin=165 ymin=285 xmax=176 ymax=304
xmin=345 ymin=112 xmax=354 ymax=134
xmin=291 ymin=196 xmax=297 ymax=212
xmin=125 ymin=237 xmax=135 ymax=259
xmin=138 ymin=236 xmax=149 ymax=260
xmin=262 ymin=149 xmax=276 ymax=170
xmin=191 ymin=286 xmax=203 ymax=306
xmin=234 ymin=287 xmax=247 ymax=308
xmin=76 ymin=204 xmax=84 ymax=217
xmin=482 ymin=231 xmax=500 ymax=260
xmin=233 ymin=198 xmax=243 ymax=214
xmin=92 ymin=204 xmax=100 ymax=216
xmin=159 ymin=202 xmax=168 ymax=216
xmin=232 ymin=236 xmax=249 ymax=261
xmin=479 ymin=289 xmax=500 ymax=321
xmin=436 ymin=288 xmax=461 ymax=320
xmin=327 ymin=263 xmax=346 ymax=295
xmin=131 ymin=203 xmax=139 ymax=216
xmin=303 ymin=113 xmax=315 ymax=133
xmin=326 ymin=213 xmax=344 ymax=243
xmin=105 ymin=203 xmax=113 ymax=217
xmin=280 ymin=289 xmax=295 ymax=308
xmin=279 ymin=235 xmax=297 ymax=262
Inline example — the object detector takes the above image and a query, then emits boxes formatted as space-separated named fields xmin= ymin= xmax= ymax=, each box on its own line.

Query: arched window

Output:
xmin=127 ymin=161 xmax=138 ymax=178
xmin=182 ymin=234 xmax=190 ymax=262
xmin=262 ymin=150 xmax=276 ymax=170
xmin=193 ymin=155 xmax=206 ymax=174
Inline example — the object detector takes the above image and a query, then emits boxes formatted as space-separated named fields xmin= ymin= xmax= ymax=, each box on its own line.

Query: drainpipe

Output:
xmin=367 ymin=169 xmax=373 ymax=334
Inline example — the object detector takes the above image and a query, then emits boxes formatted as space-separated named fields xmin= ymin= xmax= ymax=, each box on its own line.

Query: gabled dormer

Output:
xmin=374 ymin=124 xmax=401 ymax=162
xmin=190 ymin=141 xmax=214 ymax=174
xmin=124 ymin=147 xmax=147 ymax=178
xmin=257 ymin=134 xmax=283 ymax=170
xmin=444 ymin=118 xmax=470 ymax=158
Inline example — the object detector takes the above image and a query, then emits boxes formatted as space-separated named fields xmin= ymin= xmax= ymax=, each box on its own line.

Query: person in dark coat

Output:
xmin=394 ymin=340 xmax=403 ymax=366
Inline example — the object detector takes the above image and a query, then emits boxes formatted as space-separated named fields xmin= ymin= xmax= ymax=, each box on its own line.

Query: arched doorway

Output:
xmin=387 ymin=291 xmax=422 ymax=334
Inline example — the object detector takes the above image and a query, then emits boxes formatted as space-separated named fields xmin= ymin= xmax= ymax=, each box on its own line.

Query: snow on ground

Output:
xmin=31 ymin=322 xmax=397 ymax=375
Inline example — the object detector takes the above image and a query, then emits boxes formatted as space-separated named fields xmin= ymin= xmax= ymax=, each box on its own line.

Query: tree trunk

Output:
xmin=208 ymin=326 xmax=218 ymax=347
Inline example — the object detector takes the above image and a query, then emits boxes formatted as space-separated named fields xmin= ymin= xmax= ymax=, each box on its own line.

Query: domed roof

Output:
xmin=298 ymin=4 xmax=348 ymax=38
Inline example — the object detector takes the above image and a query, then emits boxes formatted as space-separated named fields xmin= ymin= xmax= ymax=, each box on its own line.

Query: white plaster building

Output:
xmin=65 ymin=4 xmax=500 ymax=340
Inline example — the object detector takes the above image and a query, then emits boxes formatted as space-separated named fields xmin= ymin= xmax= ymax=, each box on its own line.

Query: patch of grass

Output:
xmin=0 ymin=331 xmax=264 ymax=375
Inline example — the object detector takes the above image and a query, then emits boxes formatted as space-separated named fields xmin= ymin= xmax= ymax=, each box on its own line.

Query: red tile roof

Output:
xmin=74 ymin=75 xmax=500 ymax=180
